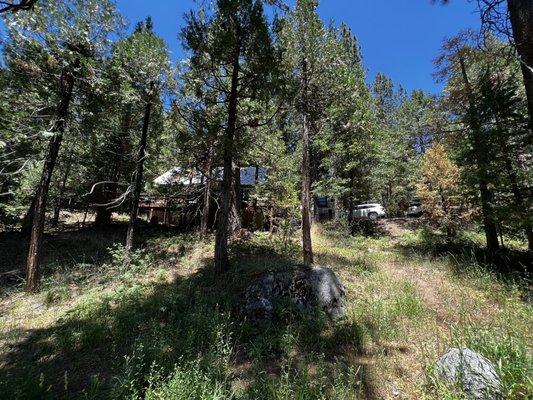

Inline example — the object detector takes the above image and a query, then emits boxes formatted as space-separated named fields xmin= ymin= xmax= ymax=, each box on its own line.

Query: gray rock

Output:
xmin=436 ymin=348 xmax=504 ymax=399
xmin=242 ymin=266 xmax=346 ymax=321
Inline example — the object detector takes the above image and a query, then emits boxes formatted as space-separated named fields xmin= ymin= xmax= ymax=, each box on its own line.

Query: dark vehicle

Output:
xmin=405 ymin=199 xmax=422 ymax=217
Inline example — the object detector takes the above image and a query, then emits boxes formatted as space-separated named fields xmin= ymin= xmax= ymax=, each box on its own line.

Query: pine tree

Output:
xmin=182 ymin=0 xmax=278 ymax=273
xmin=2 ymin=0 xmax=122 ymax=291
xmin=436 ymin=32 xmax=501 ymax=251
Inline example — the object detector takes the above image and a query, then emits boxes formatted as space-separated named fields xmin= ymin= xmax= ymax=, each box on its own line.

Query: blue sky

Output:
xmin=117 ymin=0 xmax=481 ymax=94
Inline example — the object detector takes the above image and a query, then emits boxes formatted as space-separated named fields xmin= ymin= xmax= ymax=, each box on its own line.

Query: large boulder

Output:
xmin=436 ymin=348 xmax=504 ymax=400
xmin=241 ymin=266 xmax=346 ymax=321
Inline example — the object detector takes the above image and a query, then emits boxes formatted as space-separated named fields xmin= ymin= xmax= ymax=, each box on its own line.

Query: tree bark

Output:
xmin=25 ymin=66 xmax=76 ymax=292
xmin=126 ymin=83 xmax=153 ymax=251
xmin=301 ymin=58 xmax=314 ymax=267
xmin=200 ymin=148 xmax=215 ymax=236
xmin=347 ymin=173 xmax=355 ymax=223
xmin=269 ymin=206 xmax=275 ymax=234
xmin=458 ymin=54 xmax=500 ymax=251
xmin=508 ymin=0 xmax=533 ymax=141
xmin=505 ymin=0 xmax=533 ymax=250
xmin=214 ymin=47 xmax=240 ymax=274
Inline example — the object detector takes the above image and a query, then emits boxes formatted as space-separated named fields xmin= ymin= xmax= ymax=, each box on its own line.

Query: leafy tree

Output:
xmin=436 ymin=31 xmax=532 ymax=250
xmin=280 ymin=0 xmax=330 ymax=266
xmin=1 ymin=0 xmax=122 ymax=291
xmin=439 ymin=0 xmax=533 ymax=154
xmin=417 ymin=142 xmax=467 ymax=237
xmin=370 ymin=75 xmax=439 ymax=216
xmin=436 ymin=31 xmax=501 ymax=251
xmin=474 ymin=53 xmax=532 ymax=249
xmin=182 ymin=0 xmax=279 ymax=273
xmin=507 ymin=1 xmax=533 ymax=140
xmin=106 ymin=19 xmax=172 ymax=250
xmin=314 ymin=24 xmax=378 ymax=221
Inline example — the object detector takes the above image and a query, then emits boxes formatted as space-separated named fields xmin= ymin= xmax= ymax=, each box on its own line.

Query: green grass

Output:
xmin=0 ymin=221 xmax=531 ymax=399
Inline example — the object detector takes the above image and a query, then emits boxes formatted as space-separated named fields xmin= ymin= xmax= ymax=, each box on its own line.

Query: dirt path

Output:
xmin=367 ymin=219 xmax=461 ymax=399
xmin=379 ymin=219 xmax=459 ymax=327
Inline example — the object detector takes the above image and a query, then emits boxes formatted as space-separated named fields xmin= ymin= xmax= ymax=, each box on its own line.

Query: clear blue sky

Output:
xmin=117 ymin=0 xmax=481 ymax=94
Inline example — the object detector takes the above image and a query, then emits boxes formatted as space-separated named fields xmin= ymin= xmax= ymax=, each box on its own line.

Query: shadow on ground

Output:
xmin=0 ymin=221 xmax=190 ymax=289
xmin=394 ymin=227 xmax=532 ymax=280
xmin=0 ymin=227 xmax=378 ymax=399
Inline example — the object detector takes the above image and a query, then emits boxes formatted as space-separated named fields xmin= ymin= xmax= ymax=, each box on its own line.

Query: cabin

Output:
xmin=138 ymin=166 xmax=268 ymax=228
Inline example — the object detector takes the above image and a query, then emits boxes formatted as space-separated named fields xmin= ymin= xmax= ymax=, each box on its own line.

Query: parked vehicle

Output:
xmin=405 ymin=200 xmax=422 ymax=217
xmin=352 ymin=203 xmax=386 ymax=220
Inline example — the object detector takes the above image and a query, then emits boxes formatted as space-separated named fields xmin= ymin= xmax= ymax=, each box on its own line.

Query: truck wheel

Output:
xmin=368 ymin=212 xmax=378 ymax=220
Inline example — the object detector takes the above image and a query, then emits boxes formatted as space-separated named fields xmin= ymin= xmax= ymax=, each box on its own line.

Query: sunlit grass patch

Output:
xmin=344 ymin=269 xmax=428 ymax=344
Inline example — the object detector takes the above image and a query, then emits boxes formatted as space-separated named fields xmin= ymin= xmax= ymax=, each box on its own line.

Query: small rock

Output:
xmin=241 ymin=266 xmax=346 ymax=321
xmin=436 ymin=348 xmax=504 ymax=399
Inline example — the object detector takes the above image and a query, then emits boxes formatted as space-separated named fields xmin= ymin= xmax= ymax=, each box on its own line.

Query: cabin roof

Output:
xmin=154 ymin=166 xmax=267 ymax=187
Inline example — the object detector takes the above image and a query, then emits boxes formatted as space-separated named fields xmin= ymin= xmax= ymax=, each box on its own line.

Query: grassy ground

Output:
xmin=0 ymin=217 xmax=531 ymax=399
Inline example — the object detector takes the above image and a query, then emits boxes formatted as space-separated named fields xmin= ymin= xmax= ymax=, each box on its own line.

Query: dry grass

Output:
xmin=0 ymin=217 xmax=531 ymax=399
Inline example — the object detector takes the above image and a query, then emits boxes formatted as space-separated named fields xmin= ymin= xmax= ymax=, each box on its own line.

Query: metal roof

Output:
xmin=154 ymin=166 xmax=267 ymax=187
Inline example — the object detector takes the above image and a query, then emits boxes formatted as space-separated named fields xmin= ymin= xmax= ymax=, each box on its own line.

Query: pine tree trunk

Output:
xmin=347 ymin=173 xmax=355 ymax=223
xmin=126 ymin=84 xmax=153 ymax=251
xmin=301 ymin=58 xmax=314 ymax=267
xmin=302 ymin=115 xmax=314 ymax=267
xmin=25 ymin=66 xmax=76 ymax=292
xmin=508 ymin=0 xmax=533 ymax=140
xmin=214 ymin=48 xmax=240 ymax=274
xmin=458 ymin=54 xmax=500 ymax=252
xmin=201 ymin=178 xmax=212 ymax=236
xmin=508 ymin=0 xmax=533 ymax=250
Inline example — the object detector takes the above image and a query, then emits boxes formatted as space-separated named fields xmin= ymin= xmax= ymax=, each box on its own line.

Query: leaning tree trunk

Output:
xmin=508 ymin=0 xmax=533 ymax=141
xmin=301 ymin=58 xmax=314 ymax=267
xmin=458 ymin=54 xmax=500 ymax=251
xmin=214 ymin=48 xmax=240 ymax=275
xmin=125 ymin=84 xmax=153 ymax=251
xmin=25 ymin=66 xmax=76 ymax=292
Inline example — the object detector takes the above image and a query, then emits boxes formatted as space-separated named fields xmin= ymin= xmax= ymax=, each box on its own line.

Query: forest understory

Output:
xmin=0 ymin=215 xmax=530 ymax=399
xmin=1 ymin=1 xmax=533 ymax=399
